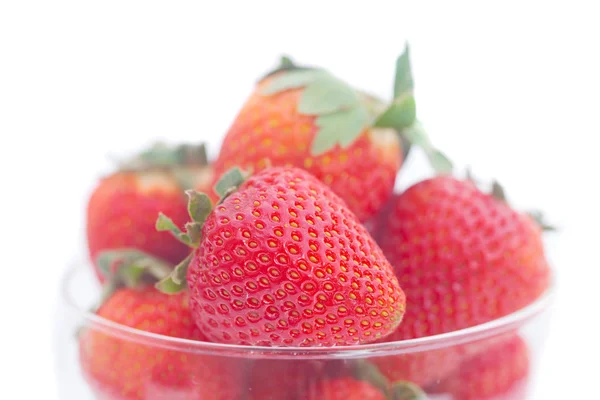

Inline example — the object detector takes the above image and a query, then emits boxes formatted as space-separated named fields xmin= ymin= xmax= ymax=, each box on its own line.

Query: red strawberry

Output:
xmin=367 ymin=347 xmax=465 ymax=389
xmin=247 ymin=360 xmax=344 ymax=400
xmin=156 ymin=166 xmax=406 ymax=347
xmin=87 ymin=142 xmax=214 ymax=282
xmin=305 ymin=378 xmax=387 ymax=400
xmin=377 ymin=175 xmax=550 ymax=340
xmin=213 ymin=48 xmax=450 ymax=222
xmin=79 ymin=252 xmax=242 ymax=400
xmin=437 ymin=334 xmax=530 ymax=400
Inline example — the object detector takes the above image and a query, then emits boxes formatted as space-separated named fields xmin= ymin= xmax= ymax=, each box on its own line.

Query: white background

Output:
xmin=1 ymin=1 xmax=598 ymax=398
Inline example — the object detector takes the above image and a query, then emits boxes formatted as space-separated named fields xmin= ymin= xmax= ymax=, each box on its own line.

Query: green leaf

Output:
xmin=120 ymin=263 xmax=147 ymax=287
xmin=491 ymin=180 xmax=507 ymax=202
xmin=373 ymin=93 xmax=417 ymax=131
xmin=155 ymin=253 xmax=193 ymax=294
xmin=214 ymin=167 xmax=247 ymax=199
xmin=279 ymin=55 xmax=294 ymax=68
xmin=156 ymin=213 xmax=191 ymax=246
xmin=97 ymin=251 xmax=119 ymax=280
xmin=527 ymin=210 xmax=557 ymax=231
xmin=394 ymin=44 xmax=414 ymax=98
xmin=258 ymin=55 xmax=313 ymax=81
xmin=96 ymin=249 xmax=174 ymax=290
xmin=427 ymin=150 xmax=453 ymax=174
xmin=401 ymin=122 xmax=453 ymax=174
xmin=185 ymin=222 xmax=202 ymax=245
xmin=120 ymin=141 xmax=209 ymax=172
xmin=401 ymin=122 xmax=431 ymax=148
xmin=390 ymin=381 xmax=428 ymax=400
xmin=174 ymin=142 xmax=208 ymax=166
xmin=186 ymin=190 xmax=213 ymax=224
xmin=298 ymin=75 xmax=359 ymax=115
xmin=261 ymin=69 xmax=326 ymax=95
xmin=155 ymin=277 xmax=185 ymax=294
xmin=311 ymin=107 xmax=369 ymax=155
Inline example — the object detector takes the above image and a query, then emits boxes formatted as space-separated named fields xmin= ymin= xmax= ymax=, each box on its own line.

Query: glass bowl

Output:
xmin=54 ymin=261 xmax=554 ymax=400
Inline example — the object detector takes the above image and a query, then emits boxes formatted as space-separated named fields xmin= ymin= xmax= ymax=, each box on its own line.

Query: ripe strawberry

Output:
xmin=437 ymin=334 xmax=530 ymax=400
xmin=367 ymin=347 xmax=465 ymax=389
xmin=156 ymin=166 xmax=406 ymax=347
xmin=79 ymin=251 xmax=241 ymax=400
xmin=376 ymin=175 xmax=551 ymax=340
xmin=305 ymin=378 xmax=387 ymax=400
xmin=213 ymin=48 xmax=451 ymax=222
xmin=87 ymin=142 xmax=214 ymax=282
xmin=247 ymin=360 xmax=343 ymax=400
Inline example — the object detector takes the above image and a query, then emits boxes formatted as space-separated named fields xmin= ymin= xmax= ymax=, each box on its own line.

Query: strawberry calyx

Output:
xmin=115 ymin=141 xmax=211 ymax=191
xmin=119 ymin=142 xmax=209 ymax=172
xmin=261 ymin=46 xmax=452 ymax=174
xmin=262 ymin=67 xmax=371 ymax=156
xmin=527 ymin=210 xmax=556 ymax=231
xmin=259 ymin=55 xmax=311 ymax=81
xmin=390 ymin=381 xmax=429 ymax=400
xmin=95 ymin=249 xmax=174 ymax=305
xmin=155 ymin=167 xmax=249 ymax=294
xmin=352 ymin=360 xmax=429 ymax=400
xmin=374 ymin=45 xmax=452 ymax=174
xmin=353 ymin=360 xmax=393 ymax=396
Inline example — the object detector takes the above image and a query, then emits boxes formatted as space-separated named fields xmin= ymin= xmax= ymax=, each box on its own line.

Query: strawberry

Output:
xmin=366 ymin=347 xmax=466 ymax=389
xmin=246 ymin=360 xmax=343 ymax=400
xmin=305 ymin=378 xmax=387 ymax=400
xmin=213 ymin=47 xmax=451 ymax=222
xmin=86 ymin=142 xmax=214 ymax=282
xmin=304 ymin=375 xmax=427 ymax=400
xmin=79 ymin=251 xmax=242 ymax=400
xmin=437 ymin=334 xmax=530 ymax=400
xmin=156 ymin=166 xmax=406 ymax=347
xmin=376 ymin=175 xmax=551 ymax=340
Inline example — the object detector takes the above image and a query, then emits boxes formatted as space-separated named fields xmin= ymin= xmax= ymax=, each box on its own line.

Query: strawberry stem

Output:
xmin=390 ymin=381 xmax=428 ymax=400
xmin=214 ymin=167 xmax=249 ymax=203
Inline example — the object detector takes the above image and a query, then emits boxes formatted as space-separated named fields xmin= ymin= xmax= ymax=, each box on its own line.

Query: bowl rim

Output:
xmin=63 ymin=261 xmax=555 ymax=359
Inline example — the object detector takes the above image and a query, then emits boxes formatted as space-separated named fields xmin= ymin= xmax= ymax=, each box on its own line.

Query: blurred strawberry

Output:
xmin=306 ymin=377 xmax=388 ymax=400
xmin=213 ymin=47 xmax=450 ymax=222
xmin=156 ymin=166 xmax=406 ymax=347
xmin=367 ymin=347 xmax=465 ymax=389
xmin=377 ymin=175 xmax=551 ymax=340
xmin=437 ymin=334 xmax=530 ymax=400
xmin=86 ymin=142 xmax=214 ymax=282
xmin=79 ymin=251 xmax=242 ymax=400
xmin=247 ymin=360 xmax=343 ymax=400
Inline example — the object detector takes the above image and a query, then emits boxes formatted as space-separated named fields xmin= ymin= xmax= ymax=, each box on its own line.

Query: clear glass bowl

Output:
xmin=55 ymin=262 xmax=554 ymax=400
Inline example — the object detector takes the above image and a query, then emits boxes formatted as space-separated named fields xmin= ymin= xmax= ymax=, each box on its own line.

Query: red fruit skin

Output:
xmin=369 ymin=346 xmax=466 ymax=389
xmin=213 ymin=78 xmax=402 ymax=222
xmin=79 ymin=287 xmax=241 ymax=400
xmin=247 ymin=360 xmax=348 ymax=400
xmin=438 ymin=334 xmax=530 ymax=400
xmin=187 ymin=167 xmax=406 ymax=347
xmin=86 ymin=171 xmax=191 ymax=282
xmin=377 ymin=176 xmax=550 ymax=340
xmin=305 ymin=378 xmax=387 ymax=400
